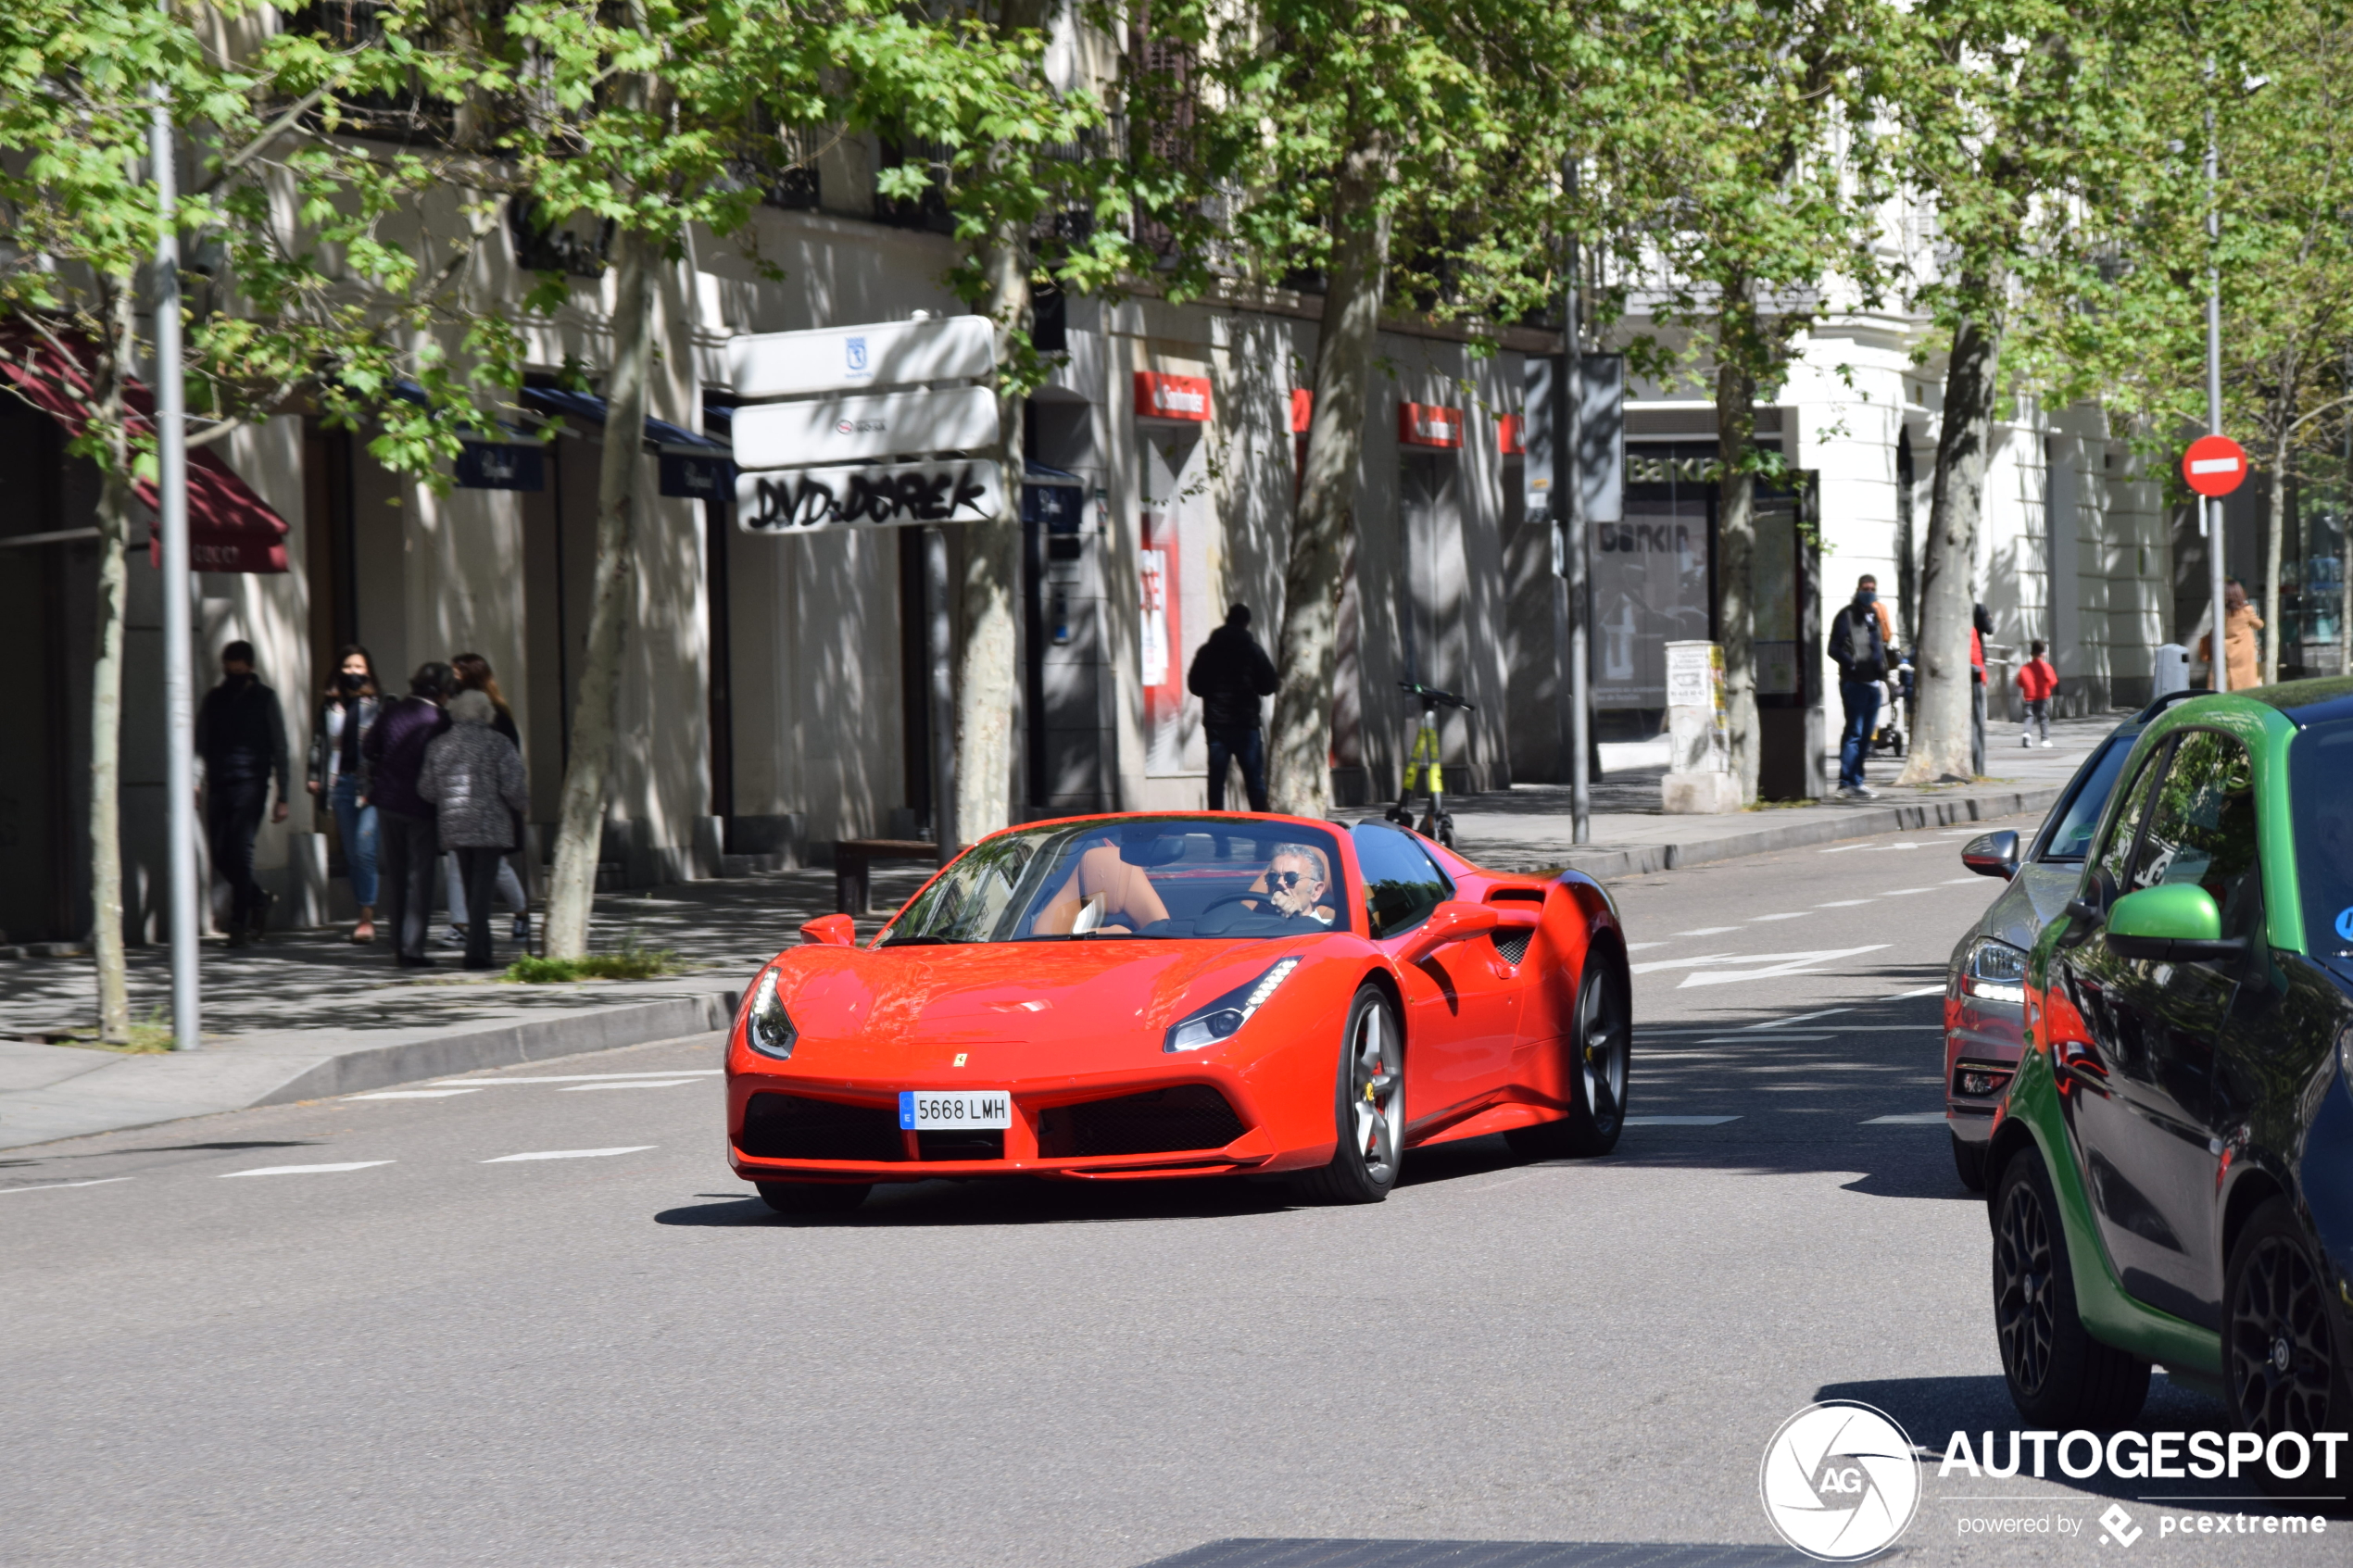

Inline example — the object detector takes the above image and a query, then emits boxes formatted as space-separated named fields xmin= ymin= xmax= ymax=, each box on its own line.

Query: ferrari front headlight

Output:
xmin=1959 ymin=937 xmax=2028 ymax=1006
xmin=745 ymin=967 xmax=797 ymax=1060
xmin=1164 ymin=960 xmax=1300 ymax=1053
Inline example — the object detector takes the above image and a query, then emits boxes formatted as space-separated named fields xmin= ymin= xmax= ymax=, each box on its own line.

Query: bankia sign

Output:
xmin=736 ymin=459 xmax=1006 ymax=533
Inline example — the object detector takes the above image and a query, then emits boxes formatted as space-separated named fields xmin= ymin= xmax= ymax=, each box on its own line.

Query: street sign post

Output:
xmin=730 ymin=315 xmax=995 ymax=400
xmin=2182 ymin=434 xmax=2248 ymax=496
xmin=730 ymin=385 xmax=1000 ymax=470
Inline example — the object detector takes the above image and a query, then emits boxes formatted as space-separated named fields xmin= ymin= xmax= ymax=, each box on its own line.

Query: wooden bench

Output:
xmin=834 ymin=838 xmax=939 ymax=916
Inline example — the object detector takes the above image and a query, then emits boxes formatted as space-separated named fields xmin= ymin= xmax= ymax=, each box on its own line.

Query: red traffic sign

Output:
xmin=2183 ymin=434 xmax=2249 ymax=497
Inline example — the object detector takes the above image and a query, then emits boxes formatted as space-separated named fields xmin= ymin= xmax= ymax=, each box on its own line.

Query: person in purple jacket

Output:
xmin=363 ymin=663 xmax=452 ymax=967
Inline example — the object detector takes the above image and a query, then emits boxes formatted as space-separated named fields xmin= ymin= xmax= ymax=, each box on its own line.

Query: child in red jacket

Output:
xmin=2017 ymin=640 xmax=2058 ymax=747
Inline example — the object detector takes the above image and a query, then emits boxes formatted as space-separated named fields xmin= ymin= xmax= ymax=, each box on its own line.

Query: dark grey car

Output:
xmin=1942 ymin=693 xmax=2197 ymax=1189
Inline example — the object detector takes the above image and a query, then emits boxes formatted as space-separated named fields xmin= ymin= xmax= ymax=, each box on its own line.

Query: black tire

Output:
xmin=1991 ymin=1148 xmax=2150 ymax=1425
xmin=1293 ymin=985 xmax=1404 ymax=1205
xmin=1504 ymin=950 xmax=1629 ymax=1160
xmin=1952 ymin=1130 xmax=1988 ymax=1192
xmin=757 ymin=1181 xmax=872 ymax=1215
xmin=2224 ymin=1197 xmax=2353 ymax=1501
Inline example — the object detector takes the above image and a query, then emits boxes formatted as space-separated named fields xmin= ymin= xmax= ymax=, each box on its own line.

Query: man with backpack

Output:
xmin=1829 ymin=577 xmax=1890 ymax=799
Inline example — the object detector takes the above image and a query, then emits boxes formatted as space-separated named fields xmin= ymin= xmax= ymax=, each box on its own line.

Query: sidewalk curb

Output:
xmin=1516 ymin=785 xmax=2064 ymax=881
xmin=0 ymin=989 xmax=741 ymax=1152
xmin=256 ymin=990 xmax=743 ymax=1106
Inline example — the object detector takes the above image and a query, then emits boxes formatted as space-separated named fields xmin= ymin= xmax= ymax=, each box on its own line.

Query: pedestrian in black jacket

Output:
xmin=1828 ymin=579 xmax=1888 ymax=799
xmin=196 ymin=641 xmax=290 ymax=945
xmin=1187 ymin=604 xmax=1279 ymax=812
xmin=363 ymin=663 xmax=452 ymax=966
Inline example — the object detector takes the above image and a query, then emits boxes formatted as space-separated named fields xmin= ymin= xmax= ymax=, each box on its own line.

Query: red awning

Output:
xmin=0 ymin=324 xmax=290 ymax=573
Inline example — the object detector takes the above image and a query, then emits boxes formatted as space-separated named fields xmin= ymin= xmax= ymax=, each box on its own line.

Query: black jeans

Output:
xmin=205 ymin=777 xmax=269 ymax=926
xmin=1206 ymin=724 xmax=1269 ymax=813
xmin=378 ymin=808 xmax=439 ymax=960
xmin=455 ymin=847 xmax=506 ymax=970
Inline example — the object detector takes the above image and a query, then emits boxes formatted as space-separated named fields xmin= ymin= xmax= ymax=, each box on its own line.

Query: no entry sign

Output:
xmin=2182 ymin=434 xmax=2249 ymax=497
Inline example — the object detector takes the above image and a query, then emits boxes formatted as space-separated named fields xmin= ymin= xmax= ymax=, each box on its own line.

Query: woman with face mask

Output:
xmin=307 ymin=646 xmax=383 ymax=941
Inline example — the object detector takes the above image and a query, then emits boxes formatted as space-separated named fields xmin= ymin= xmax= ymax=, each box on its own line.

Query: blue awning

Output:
xmin=519 ymin=385 xmax=728 ymax=455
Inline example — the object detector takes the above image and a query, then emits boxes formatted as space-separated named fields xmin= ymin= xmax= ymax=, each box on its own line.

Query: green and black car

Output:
xmin=1983 ymin=682 xmax=2353 ymax=1476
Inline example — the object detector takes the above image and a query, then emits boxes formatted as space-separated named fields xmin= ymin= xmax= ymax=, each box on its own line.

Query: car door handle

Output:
xmin=2057 ymin=1041 xmax=2110 ymax=1096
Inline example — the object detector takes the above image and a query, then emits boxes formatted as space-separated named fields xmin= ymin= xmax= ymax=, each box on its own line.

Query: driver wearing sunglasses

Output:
xmin=1260 ymin=844 xmax=1334 ymax=925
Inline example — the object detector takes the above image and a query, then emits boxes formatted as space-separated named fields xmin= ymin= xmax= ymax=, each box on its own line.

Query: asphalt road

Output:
xmin=5 ymin=816 xmax=2340 ymax=1567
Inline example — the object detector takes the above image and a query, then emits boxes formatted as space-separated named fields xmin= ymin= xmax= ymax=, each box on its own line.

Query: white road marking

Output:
xmin=1747 ymin=912 xmax=1808 ymax=922
xmin=348 ymin=1088 xmax=484 ymax=1100
xmin=3 ymin=1177 xmax=133 ymax=1194
xmin=1863 ymin=1112 xmax=1949 ymax=1124
xmin=1816 ymin=898 xmax=1875 ymax=908
xmin=1942 ymin=877 xmax=1987 ymax=885
xmin=1624 ymin=942 xmax=1666 ymax=952
xmin=558 ymin=1080 xmax=698 ymax=1092
xmin=1879 ymin=887 xmax=1935 ymax=897
xmin=1673 ymin=926 xmax=1742 ymax=936
xmin=1694 ymin=1035 xmax=1835 ymax=1043
xmin=1893 ymin=985 xmax=1947 ymax=998
xmin=1659 ymin=947 xmax=1889 ymax=988
xmin=483 ymin=1146 xmax=657 ymax=1162
xmin=435 ymin=1071 xmax=723 ymax=1085
xmin=1625 ymin=1115 xmax=1741 ymax=1125
xmin=220 ymin=1161 xmax=394 ymax=1178
xmin=1743 ymin=1008 xmax=1855 ymax=1030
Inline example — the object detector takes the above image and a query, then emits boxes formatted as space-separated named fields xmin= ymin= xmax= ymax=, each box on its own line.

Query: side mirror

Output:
xmin=1398 ymin=899 xmax=1502 ymax=963
xmin=1961 ymin=830 xmax=2020 ymax=880
xmin=799 ymin=913 xmax=858 ymax=947
xmin=2105 ymin=884 xmax=2244 ymax=962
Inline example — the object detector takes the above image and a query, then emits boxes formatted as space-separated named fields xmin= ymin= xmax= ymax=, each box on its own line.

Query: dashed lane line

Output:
xmin=348 ymin=1088 xmax=484 ymax=1100
xmin=1624 ymin=1115 xmax=1742 ymax=1126
xmin=220 ymin=1161 xmax=395 ymax=1178
xmin=558 ymin=1080 xmax=698 ymax=1093
xmin=3 ymin=1178 xmax=134 ymax=1194
xmin=483 ymin=1147 xmax=657 ymax=1163
xmin=1862 ymin=1112 xmax=1950 ymax=1124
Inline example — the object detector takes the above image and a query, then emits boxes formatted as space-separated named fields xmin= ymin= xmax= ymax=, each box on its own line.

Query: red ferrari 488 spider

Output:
xmin=726 ymin=813 xmax=1631 ymax=1211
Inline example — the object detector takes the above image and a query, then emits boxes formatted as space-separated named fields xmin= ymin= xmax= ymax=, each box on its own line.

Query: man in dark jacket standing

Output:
xmin=195 ymin=641 xmax=290 ymax=945
xmin=364 ymin=663 xmax=452 ymax=967
xmin=1828 ymin=578 xmax=1889 ymax=799
xmin=419 ymin=690 xmax=530 ymax=971
xmin=1187 ymin=604 xmax=1279 ymax=812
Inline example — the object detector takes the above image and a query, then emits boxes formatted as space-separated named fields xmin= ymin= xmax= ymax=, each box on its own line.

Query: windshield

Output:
xmin=2036 ymin=732 xmax=2136 ymax=862
xmin=879 ymin=819 xmax=1352 ymax=945
xmin=2291 ymin=718 xmax=2353 ymax=965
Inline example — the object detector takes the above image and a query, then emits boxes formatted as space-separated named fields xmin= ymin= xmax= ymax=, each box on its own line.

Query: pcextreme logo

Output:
xmin=1760 ymin=1400 xmax=1922 ymax=1562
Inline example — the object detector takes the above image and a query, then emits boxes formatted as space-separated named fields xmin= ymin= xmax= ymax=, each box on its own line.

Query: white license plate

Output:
xmin=898 ymin=1089 xmax=1013 ymax=1130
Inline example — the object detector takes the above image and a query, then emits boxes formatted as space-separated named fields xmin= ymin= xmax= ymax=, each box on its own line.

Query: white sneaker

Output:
xmin=2020 ymin=734 xmax=2032 ymax=747
xmin=2039 ymin=739 xmax=2055 ymax=748
xmin=434 ymin=925 xmax=467 ymax=949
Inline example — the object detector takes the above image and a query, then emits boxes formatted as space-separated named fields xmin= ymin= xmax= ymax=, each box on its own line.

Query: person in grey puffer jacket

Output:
xmin=418 ymin=690 xmax=529 ymax=970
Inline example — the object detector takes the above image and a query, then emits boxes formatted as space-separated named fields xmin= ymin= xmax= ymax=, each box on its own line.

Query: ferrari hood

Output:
xmin=771 ymin=938 xmax=1313 ymax=1060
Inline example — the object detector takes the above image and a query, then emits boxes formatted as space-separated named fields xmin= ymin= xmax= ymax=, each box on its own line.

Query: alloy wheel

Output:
xmin=1579 ymin=966 xmax=1628 ymax=1132
xmin=1350 ymin=999 xmax=1403 ymax=1185
xmin=2228 ymin=1233 xmax=2336 ymax=1438
xmin=1994 ymin=1177 xmax=2057 ymax=1396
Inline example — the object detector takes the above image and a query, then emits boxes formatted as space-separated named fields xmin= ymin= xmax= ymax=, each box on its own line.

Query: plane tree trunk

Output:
xmin=1899 ymin=302 xmax=2002 ymax=785
xmin=1266 ymin=134 xmax=1394 ymax=818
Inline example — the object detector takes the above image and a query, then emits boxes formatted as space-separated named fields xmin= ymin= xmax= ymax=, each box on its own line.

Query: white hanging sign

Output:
xmin=730 ymin=316 xmax=997 ymax=400
xmin=731 ymin=386 xmax=1000 ymax=470
xmin=736 ymin=459 xmax=1006 ymax=533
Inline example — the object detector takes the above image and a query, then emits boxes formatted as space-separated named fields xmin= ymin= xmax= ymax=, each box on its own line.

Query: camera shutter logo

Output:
xmin=1759 ymin=1400 xmax=1921 ymax=1561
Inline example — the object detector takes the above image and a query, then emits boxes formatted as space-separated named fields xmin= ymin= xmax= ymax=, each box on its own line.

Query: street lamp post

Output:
xmin=151 ymin=45 xmax=199 ymax=1049
xmin=1560 ymin=159 xmax=1591 ymax=845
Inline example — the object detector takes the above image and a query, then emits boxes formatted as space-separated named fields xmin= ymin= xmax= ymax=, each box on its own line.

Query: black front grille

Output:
xmin=738 ymin=1092 xmax=903 ymax=1161
xmin=917 ymin=1130 xmax=1004 ymax=1161
xmin=1491 ymin=930 xmax=1531 ymax=965
xmin=1063 ymin=1086 xmax=1245 ymax=1157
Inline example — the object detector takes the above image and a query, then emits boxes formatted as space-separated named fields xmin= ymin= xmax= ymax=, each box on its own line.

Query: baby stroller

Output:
xmin=1872 ymin=649 xmax=1912 ymax=757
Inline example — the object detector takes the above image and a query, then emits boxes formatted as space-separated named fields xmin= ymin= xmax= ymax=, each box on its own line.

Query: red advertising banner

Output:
xmin=1498 ymin=414 xmax=1524 ymax=456
xmin=1398 ymin=402 xmax=1464 ymax=448
xmin=1135 ymin=370 xmax=1212 ymax=422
